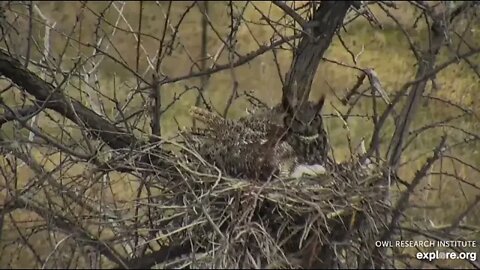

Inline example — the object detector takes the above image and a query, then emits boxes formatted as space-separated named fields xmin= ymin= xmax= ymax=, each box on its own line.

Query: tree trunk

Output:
xmin=282 ymin=1 xmax=354 ymax=109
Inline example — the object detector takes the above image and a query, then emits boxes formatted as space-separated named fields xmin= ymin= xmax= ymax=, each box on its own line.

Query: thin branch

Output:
xmin=160 ymin=33 xmax=301 ymax=85
xmin=272 ymin=1 xmax=307 ymax=28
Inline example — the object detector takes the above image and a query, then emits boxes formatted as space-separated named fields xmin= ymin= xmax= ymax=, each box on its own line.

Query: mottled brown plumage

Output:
xmin=184 ymin=96 xmax=329 ymax=180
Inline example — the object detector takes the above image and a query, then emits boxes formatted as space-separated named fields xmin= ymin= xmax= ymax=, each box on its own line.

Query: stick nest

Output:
xmin=145 ymin=141 xmax=392 ymax=269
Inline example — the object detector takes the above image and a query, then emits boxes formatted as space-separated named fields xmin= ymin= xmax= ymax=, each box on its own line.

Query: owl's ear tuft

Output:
xmin=314 ymin=95 xmax=326 ymax=115
xmin=282 ymin=80 xmax=300 ymax=114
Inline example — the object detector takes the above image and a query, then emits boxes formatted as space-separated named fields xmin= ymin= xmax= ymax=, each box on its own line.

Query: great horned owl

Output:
xmin=282 ymin=96 xmax=330 ymax=166
xmin=184 ymin=96 xmax=329 ymax=180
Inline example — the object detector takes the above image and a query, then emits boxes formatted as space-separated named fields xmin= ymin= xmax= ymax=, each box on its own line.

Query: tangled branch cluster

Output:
xmin=124 ymin=100 xmax=393 ymax=268
xmin=146 ymin=135 xmax=391 ymax=268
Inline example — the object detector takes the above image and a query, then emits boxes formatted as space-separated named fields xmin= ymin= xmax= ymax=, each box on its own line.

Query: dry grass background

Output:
xmin=0 ymin=1 xmax=479 ymax=268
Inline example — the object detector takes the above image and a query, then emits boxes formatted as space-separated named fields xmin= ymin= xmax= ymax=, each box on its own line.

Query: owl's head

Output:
xmin=282 ymin=95 xmax=326 ymax=139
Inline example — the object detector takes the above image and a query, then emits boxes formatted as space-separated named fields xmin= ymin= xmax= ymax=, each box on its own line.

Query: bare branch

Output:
xmin=0 ymin=50 xmax=138 ymax=150
xmin=161 ymin=33 xmax=301 ymax=85
xmin=272 ymin=1 xmax=308 ymax=28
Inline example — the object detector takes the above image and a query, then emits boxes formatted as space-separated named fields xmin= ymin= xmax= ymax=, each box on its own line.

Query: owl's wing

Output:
xmin=186 ymin=105 xmax=302 ymax=179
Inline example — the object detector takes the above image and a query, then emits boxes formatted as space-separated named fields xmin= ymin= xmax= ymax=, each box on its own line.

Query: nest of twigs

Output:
xmin=143 ymin=140 xmax=393 ymax=269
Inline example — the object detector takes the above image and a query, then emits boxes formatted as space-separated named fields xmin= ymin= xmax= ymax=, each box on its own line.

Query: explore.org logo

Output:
xmin=416 ymin=250 xmax=477 ymax=262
